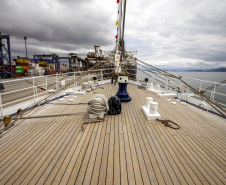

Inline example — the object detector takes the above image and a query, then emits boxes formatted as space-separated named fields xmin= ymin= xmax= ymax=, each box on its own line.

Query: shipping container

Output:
xmin=23 ymin=66 xmax=29 ymax=70
xmin=48 ymin=71 xmax=57 ymax=75
xmin=16 ymin=69 xmax=24 ymax=73
xmin=16 ymin=66 xmax=23 ymax=69
xmin=16 ymin=59 xmax=29 ymax=63
xmin=16 ymin=73 xmax=24 ymax=77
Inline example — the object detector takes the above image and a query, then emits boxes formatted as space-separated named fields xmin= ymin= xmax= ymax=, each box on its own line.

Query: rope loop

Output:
xmin=157 ymin=119 xmax=181 ymax=129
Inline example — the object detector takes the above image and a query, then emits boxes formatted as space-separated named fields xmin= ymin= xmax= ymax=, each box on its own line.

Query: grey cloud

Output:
xmin=1 ymin=0 xmax=226 ymax=69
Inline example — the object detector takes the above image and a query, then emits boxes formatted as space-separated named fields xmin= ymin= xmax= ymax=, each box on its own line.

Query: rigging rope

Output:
xmin=203 ymin=79 xmax=226 ymax=92
xmin=21 ymin=61 xmax=105 ymax=116
xmin=126 ymin=55 xmax=226 ymax=118
xmin=0 ymin=61 xmax=106 ymax=132
xmin=157 ymin=119 xmax=181 ymax=129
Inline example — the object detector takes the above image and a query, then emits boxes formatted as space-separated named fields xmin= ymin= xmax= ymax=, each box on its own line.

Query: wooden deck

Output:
xmin=0 ymin=83 xmax=225 ymax=185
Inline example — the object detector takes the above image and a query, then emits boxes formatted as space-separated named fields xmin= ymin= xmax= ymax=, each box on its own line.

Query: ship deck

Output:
xmin=0 ymin=83 xmax=225 ymax=185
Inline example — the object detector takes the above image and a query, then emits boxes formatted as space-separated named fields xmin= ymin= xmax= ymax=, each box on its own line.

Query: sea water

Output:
xmin=142 ymin=71 xmax=226 ymax=103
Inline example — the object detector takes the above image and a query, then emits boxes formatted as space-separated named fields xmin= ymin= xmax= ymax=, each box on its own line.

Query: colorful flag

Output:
xmin=115 ymin=35 xmax=118 ymax=39
xmin=117 ymin=0 xmax=119 ymax=3
xmin=116 ymin=20 xmax=119 ymax=25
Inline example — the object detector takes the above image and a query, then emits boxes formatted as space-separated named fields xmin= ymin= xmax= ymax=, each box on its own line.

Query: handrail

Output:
xmin=0 ymin=68 xmax=225 ymax=117
xmin=1 ymin=86 xmax=34 ymax=95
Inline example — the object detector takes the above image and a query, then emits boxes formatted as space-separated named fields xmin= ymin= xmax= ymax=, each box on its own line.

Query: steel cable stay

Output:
xmin=202 ymin=79 xmax=226 ymax=92
xmin=130 ymin=57 xmax=226 ymax=118
xmin=136 ymin=62 xmax=180 ymax=90
xmin=2 ymin=112 xmax=86 ymax=125
xmin=136 ymin=63 xmax=226 ymax=105
xmin=0 ymin=61 xmax=106 ymax=129
xmin=21 ymin=61 xmax=104 ymax=116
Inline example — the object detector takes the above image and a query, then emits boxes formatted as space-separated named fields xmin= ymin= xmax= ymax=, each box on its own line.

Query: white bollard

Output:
xmin=149 ymin=102 xmax=158 ymax=115
xmin=142 ymin=100 xmax=161 ymax=121
xmin=145 ymin=97 xmax=153 ymax=109
xmin=147 ymin=83 xmax=153 ymax=89
xmin=155 ymin=84 xmax=160 ymax=91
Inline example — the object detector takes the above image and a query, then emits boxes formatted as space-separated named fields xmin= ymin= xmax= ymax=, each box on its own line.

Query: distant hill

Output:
xmin=207 ymin=67 xmax=226 ymax=72
xmin=163 ymin=67 xmax=226 ymax=72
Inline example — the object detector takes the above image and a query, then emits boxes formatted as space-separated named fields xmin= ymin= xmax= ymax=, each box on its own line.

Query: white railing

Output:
xmin=135 ymin=69 xmax=226 ymax=108
xmin=0 ymin=69 xmax=114 ymax=117
xmin=0 ymin=68 xmax=225 ymax=117
xmin=183 ymin=77 xmax=226 ymax=107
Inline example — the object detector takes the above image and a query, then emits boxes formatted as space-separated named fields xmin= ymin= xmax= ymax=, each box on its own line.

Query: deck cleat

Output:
xmin=17 ymin=108 xmax=23 ymax=118
xmin=3 ymin=116 xmax=12 ymax=125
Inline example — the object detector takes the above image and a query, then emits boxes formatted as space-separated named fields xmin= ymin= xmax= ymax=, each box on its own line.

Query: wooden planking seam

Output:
xmin=0 ymin=95 xmax=87 ymax=184
xmin=40 ymin=115 xmax=87 ymax=184
xmin=0 ymin=103 xmax=58 ymax=149
xmin=158 ymin=97 xmax=226 ymax=166
xmin=21 ymin=114 xmax=86 ymax=185
xmin=31 ymin=107 xmax=90 ymax=184
xmin=82 ymin=123 xmax=103 ymax=185
xmin=96 ymin=111 xmax=111 ymax=184
xmin=123 ymin=104 xmax=144 ymax=184
xmin=0 ymin=99 xmax=83 ymax=168
xmin=71 ymin=123 xmax=99 ymax=185
xmin=89 ymin=112 xmax=109 ymax=185
xmin=115 ymin=83 xmax=135 ymax=185
xmin=58 ymin=123 xmax=93 ymax=184
xmin=129 ymin=84 xmax=171 ymax=185
xmin=156 ymin=95 xmax=226 ymax=157
xmin=129 ymin=85 xmax=176 ymax=185
xmin=156 ymin=124 xmax=202 ymax=184
xmin=0 ymin=103 xmax=69 ymax=175
xmin=3 ymin=109 xmax=83 ymax=184
xmin=126 ymin=90 xmax=160 ymax=184
xmin=76 ymin=82 xmax=114 ymax=184
xmin=158 ymin=98 xmax=226 ymax=171
xmin=139 ymin=90 xmax=210 ymax=184
xmin=113 ymin=112 xmax=121 ymax=185
xmin=131 ymin=84 xmax=222 ymax=184
xmin=157 ymin=101 xmax=225 ymax=184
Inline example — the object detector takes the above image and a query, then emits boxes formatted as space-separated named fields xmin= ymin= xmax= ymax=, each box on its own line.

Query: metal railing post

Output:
xmin=101 ymin=69 xmax=103 ymax=85
xmin=199 ymin=80 xmax=202 ymax=91
xmin=212 ymin=82 xmax=217 ymax=101
xmin=33 ymin=77 xmax=36 ymax=103
xmin=0 ymin=91 xmax=3 ymax=117
xmin=74 ymin=72 xmax=76 ymax=92
xmin=56 ymin=74 xmax=58 ymax=89
xmin=46 ymin=76 xmax=48 ymax=93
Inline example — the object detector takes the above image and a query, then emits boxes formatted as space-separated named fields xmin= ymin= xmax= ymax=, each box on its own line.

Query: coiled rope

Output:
xmin=87 ymin=94 xmax=109 ymax=118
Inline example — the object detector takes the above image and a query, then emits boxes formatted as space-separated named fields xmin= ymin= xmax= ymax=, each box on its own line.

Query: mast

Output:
xmin=115 ymin=0 xmax=127 ymax=75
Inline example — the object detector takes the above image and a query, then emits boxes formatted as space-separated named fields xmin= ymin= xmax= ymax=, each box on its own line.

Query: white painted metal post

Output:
xmin=186 ymin=80 xmax=190 ymax=101
xmin=33 ymin=77 xmax=36 ymax=103
xmin=56 ymin=74 xmax=58 ymax=89
xmin=101 ymin=69 xmax=103 ymax=85
xmin=0 ymin=92 xmax=3 ymax=117
xmin=212 ymin=82 xmax=217 ymax=101
xmin=36 ymin=86 xmax=38 ymax=98
xmin=74 ymin=72 xmax=76 ymax=92
xmin=199 ymin=80 xmax=202 ymax=92
xmin=46 ymin=76 xmax=48 ymax=93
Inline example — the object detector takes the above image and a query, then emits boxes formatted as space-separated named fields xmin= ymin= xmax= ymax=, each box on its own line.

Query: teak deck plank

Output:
xmin=0 ymin=83 xmax=225 ymax=185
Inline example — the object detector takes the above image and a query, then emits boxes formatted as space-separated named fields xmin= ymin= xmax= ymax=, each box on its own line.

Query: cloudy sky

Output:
xmin=1 ymin=0 xmax=226 ymax=70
